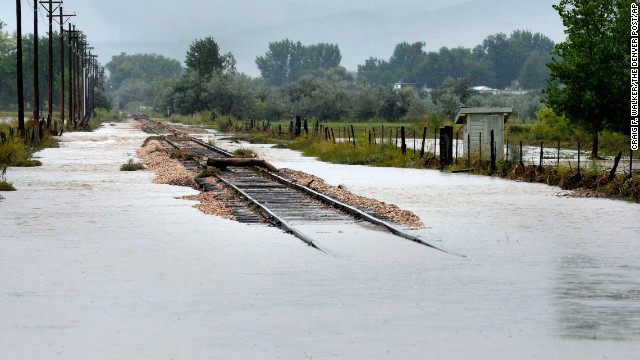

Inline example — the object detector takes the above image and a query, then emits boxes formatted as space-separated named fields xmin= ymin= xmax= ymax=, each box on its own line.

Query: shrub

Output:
xmin=120 ymin=159 xmax=145 ymax=171
xmin=233 ymin=148 xmax=256 ymax=158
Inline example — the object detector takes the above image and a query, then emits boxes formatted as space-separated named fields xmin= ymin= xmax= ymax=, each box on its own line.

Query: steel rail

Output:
xmin=214 ymin=174 xmax=333 ymax=255
xmin=263 ymin=171 xmax=465 ymax=257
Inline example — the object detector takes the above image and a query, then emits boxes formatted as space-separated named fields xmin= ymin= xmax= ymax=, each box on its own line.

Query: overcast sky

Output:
xmin=2 ymin=0 xmax=565 ymax=77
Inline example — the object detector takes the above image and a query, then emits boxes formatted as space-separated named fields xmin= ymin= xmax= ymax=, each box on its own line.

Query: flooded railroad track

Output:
xmin=139 ymin=118 xmax=459 ymax=256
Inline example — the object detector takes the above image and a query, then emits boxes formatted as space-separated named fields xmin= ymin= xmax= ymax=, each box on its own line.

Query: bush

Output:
xmin=0 ymin=180 xmax=16 ymax=191
xmin=120 ymin=159 xmax=145 ymax=171
xmin=233 ymin=148 xmax=257 ymax=158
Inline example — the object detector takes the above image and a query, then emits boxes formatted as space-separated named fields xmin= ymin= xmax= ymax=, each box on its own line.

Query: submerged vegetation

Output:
xmin=120 ymin=158 xmax=145 ymax=171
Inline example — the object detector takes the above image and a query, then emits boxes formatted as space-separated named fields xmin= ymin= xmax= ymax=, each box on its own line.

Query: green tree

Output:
xmin=544 ymin=0 xmax=631 ymax=158
xmin=0 ymin=21 xmax=16 ymax=106
xmin=185 ymin=36 xmax=224 ymax=111
xmin=256 ymin=39 xmax=342 ymax=86
xmin=185 ymin=36 xmax=223 ymax=80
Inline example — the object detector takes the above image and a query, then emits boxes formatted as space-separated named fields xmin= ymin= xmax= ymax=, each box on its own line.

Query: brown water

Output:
xmin=1 ymin=122 xmax=639 ymax=359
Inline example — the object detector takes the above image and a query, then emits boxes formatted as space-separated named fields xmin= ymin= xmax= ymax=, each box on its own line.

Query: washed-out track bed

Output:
xmin=138 ymin=118 xmax=457 ymax=255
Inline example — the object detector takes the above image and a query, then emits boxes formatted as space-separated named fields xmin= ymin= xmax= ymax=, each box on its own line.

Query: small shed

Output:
xmin=455 ymin=107 xmax=513 ymax=161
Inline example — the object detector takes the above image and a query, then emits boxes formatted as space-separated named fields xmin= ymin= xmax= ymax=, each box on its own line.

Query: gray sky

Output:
xmin=2 ymin=0 xmax=565 ymax=76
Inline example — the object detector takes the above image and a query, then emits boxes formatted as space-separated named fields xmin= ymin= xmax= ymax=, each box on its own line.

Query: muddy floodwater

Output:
xmin=1 ymin=122 xmax=639 ymax=359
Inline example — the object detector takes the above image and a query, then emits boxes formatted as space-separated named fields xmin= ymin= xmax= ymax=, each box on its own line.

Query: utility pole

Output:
xmin=68 ymin=23 xmax=74 ymax=130
xmin=33 ymin=1 xmax=40 ymax=140
xmin=16 ymin=0 xmax=25 ymax=135
xmin=56 ymin=6 xmax=74 ymax=133
xmin=39 ymin=1 xmax=61 ymax=130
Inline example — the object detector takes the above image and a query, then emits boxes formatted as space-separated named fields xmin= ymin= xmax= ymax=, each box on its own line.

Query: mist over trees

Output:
xmin=357 ymin=30 xmax=555 ymax=89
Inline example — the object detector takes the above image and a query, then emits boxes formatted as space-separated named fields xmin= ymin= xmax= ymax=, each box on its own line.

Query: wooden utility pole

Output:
xmin=56 ymin=8 xmax=75 ymax=132
xmin=39 ymin=1 xmax=62 ymax=128
xmin=33 ymin=2 xmax=40 ymax=138
xmin=16 ymin=0 xmax=25 ymax=135
xmin=68 ymin=23 xmax=74 ymax=130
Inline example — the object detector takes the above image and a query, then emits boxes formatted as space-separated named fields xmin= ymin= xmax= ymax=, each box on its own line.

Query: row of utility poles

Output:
xmin=15 ymin=0 xmax=105 ymax=139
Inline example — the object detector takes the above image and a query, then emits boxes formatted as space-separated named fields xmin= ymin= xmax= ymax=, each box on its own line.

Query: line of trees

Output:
xmin=101 ymin=31 xmax=550 ymax=122
xmin=357 ymin=30 xmax=555 ymax=89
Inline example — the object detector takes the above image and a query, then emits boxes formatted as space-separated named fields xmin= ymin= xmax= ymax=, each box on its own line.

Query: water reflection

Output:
xmin=554 ymin=254 xmax=640 ymax=340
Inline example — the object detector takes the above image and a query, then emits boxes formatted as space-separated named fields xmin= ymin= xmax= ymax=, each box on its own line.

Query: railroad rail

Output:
xmin=137 ymin=118 xmax=462 ymax=257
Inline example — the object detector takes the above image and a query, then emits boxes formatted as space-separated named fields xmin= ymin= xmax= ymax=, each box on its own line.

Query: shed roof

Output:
xmin=455 ymin=106 xmax=513 ymax=124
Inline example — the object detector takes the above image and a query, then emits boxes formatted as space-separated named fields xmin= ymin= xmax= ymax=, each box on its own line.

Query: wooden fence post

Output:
xmin=351 ymin=125 xmax=356 ymax=147
xmin=373 ymin=127 xmax=377 ymax=145
xmin=490 ymin=130 xmax=496 ymax=172
xmin=479 ymin=132 xmax=482 ymax=162
xmin=577 ymin=141 xmax=581 ymax=175
xmin=455 ymin=130 xmax=459 ymax=165
xmin=401 ymin=126 xmax=407 ymax=155
xmin=420 ymin=127 xmax=427 ymax=158
xmin=519 ymin=141 xmax=523 ymax=167
xmin=608 ymin=151 xmax=623 ymax=181
xmin=467 ymin=133 xmax=471 ymax=166
xmin=434 ymin=128 xmax=438 ymax=157
xmin=538 ymin=141 xmax=543 ymax=170
xmin=557 ymin=140 xmax=560 ymax=169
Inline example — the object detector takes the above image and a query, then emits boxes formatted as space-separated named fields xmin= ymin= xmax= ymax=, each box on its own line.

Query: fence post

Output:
xmin=372 ymin=127 xmax=377 ymax=145
xmin=401 ymin=126 xmax=407 ymax=155
xmin=609 ymin=151 xmax=623 ymax=181
xmin=557 ymin=140 xmax=561 ymax=169
xmin=434 ymin=128 xmax=438 ymax=157
xmin=455 ymin=130 xmax=459 ymax=165
xmin=351 ymin=125 xmax=356 ymax=147
xmin=577 ymin=141 xmax=581 ymax=175
xmin=331 ymin=128 xmax=336 ymax=144
xmin=294 ymin=116 xmax=301 ymax=137
xmin=479 ymin=132 xmax=482 ymax=162
xmin=519 ymin=141 xmax=523 ymax=167
xmin=381 ymin=125 xmax=384 ymax=145
xmin=467 ymin=133 xmax=471 ymax=166
xmin=538 ymin=141 xmax=544 ymax=170
xmin=490 ymin=130 xmax=496 ymax=172
xmin=420 ymin=127 xmax=427 ymax=158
